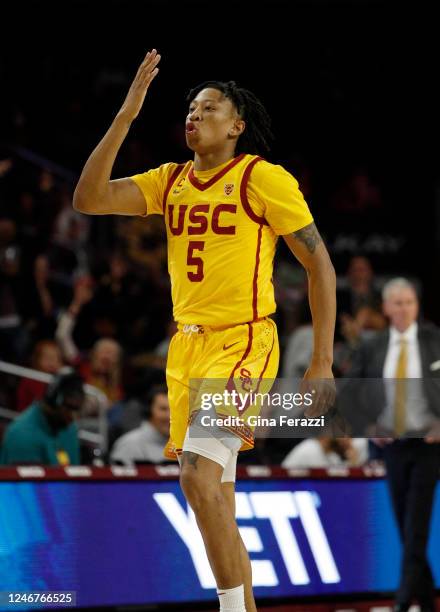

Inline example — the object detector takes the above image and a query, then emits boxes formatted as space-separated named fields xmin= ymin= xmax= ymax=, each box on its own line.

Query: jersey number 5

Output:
xmin=187 ymin=241 xmax=205 ymax=282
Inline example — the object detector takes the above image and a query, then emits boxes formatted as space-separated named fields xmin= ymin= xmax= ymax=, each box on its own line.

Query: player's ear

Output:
xmin=229 ymin=119 xmax=245 ymax=137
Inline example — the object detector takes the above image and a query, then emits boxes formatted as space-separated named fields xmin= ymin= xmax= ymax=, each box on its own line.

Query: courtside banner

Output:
xmin=0 ymin=476 xmax=439 ymax=608
xmin=188 ymin=377 xmax=440 ymax=438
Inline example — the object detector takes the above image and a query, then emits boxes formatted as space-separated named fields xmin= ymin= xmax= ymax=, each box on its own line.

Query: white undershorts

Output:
xmin=181 ymin=422 xmax=241 ymax=483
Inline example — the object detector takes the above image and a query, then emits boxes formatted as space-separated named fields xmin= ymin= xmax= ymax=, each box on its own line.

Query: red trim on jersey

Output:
xmin=252 ymin=224 xmax=263 ymax=321
xmin=227 ymin=323 xmax=253 ymax=391
xmin=240 ymin=156 xmax=268 ymax=225
xmin=188 ymin=153 xmax=246 ymax=191
xmin=162 ymin=164 xmax=185 ymax=213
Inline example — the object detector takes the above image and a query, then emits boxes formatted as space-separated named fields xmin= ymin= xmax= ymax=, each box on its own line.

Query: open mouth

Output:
xmin=185 ymin=123 xmax=198 ymax=134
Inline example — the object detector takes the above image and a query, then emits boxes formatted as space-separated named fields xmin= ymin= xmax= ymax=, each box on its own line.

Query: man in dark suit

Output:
xmin=345 ymin=277 xmax=440 ymax=612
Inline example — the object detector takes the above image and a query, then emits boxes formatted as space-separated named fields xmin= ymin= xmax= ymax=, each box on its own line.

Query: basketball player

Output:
xmin=74 ymin=49 xmax=336 ymax=612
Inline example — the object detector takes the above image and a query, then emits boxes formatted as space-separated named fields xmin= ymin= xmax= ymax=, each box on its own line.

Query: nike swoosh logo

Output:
xmin=223 ymin=342 xmax=239 ymax=350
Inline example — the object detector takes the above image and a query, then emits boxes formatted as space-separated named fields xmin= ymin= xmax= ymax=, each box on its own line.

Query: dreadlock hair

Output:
xmin=186 ymin=80 xmax=273 ymax=156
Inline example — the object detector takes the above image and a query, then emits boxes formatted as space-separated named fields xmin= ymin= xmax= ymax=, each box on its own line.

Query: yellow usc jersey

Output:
xmin=131 ymin=153 xmax=313 ymax=326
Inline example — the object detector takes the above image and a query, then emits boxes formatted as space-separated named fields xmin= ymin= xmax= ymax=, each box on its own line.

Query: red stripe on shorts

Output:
xmin=255 ymin=325 xmax=275 ymax=393
xmin=226 ymin=323 xmax=253 ymax=392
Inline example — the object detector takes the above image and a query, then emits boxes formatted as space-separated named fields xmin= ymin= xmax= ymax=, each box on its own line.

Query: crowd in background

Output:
xmin=0 ymin=144 xmax=430 ymax=468
xmin=0 ymin=29 xmax=436 ymax=466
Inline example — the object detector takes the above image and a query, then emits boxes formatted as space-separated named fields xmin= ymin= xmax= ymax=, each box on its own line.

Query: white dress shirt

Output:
xmin=110 ymin=422 xmax=168 ymax=465
xmin=282 ymin=438 xmax=368 ymax=468
xmin=381 ymin=322 xmax=433 ymax=433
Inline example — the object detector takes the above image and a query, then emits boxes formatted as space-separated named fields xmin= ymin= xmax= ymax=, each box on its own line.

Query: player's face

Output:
xmin=383 ymin=287 xmax=419 ymax=331
xmin=185 ymin=88 xmax=244 ymax=154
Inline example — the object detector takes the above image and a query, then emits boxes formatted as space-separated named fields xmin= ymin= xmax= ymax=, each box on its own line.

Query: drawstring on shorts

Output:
xmin=182 ymin=324 xmax=204 ymax=334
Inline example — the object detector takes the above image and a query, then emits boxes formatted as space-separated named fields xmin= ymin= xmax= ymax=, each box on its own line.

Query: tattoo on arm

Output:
xmin=293 ymin=223 xmax=322 ymax=254
xmin=181 ymin=451 xmax=200 ymax=470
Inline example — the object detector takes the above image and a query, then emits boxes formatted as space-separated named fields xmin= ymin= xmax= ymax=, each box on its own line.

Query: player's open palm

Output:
xmin=119 ymin=49 xmax=161 ymax=121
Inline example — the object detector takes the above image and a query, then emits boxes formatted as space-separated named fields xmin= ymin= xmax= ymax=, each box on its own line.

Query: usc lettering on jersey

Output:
xmin=131 ymin=153 xmax=313 ymax=326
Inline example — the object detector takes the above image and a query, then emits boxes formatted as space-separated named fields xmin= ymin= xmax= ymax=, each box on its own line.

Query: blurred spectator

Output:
xmin=344 ymin=277 xmax=440 ymax=611
xmin=331 ymin=167 xmax=382 ymax=214
xmin=118 ymin=215 xmax=167 ymax=286
xmin=273 ymin=261 xmax=308 ymax=341
xmin=56 ymin=276 xmax=124 ymax=405
xmin=106 ymin=366 xmax=166 ymax=448
xmin=116 ymin=215 xmax=172 ymax=351
xmin=0 ymin=158 xmax=13 ymax=179
xmin=110 ymin=384 xmax=169 ymax=465
xmin=337 ymin=255 xmax=383 ymax=322
xmin=55 ymin=274 xmax=94 ymax=353
xmin=0 ymin=158 xmax=14 ymax=218
xmin=282 ymin=298 xmax=313 ymax=378
xmin=16 ymin=339 xmax=63 ymax=411
xmin=89 ymin=252 xmax=131 ymax=337
xmin=43 ymin=190 xmax=88 ymax=310
xmin=35 ymin=169 xmax=60 ymax=214
xmin=334 ymin=255 xmax=386 ymax=374
xmin=15 ymin=191 xmax=47 ymax=263
xmin=281 ymin=436 xmax=368 ymax=469
xmin=0 ymin=218 xmax=28 ymax=361
xmin=81 ymin=338 xmax=123 ymax=404
xmin=0 ymin=370 xmax=84 ymax=465
xmin=22 ymin=254 xmax=60 ymax=342
xmin=131 ymin=319 xmax=178 ymax=371
xmin=335 ymin=304 xmax=388 ymax=376
xmin=79 ymin=252 xmax=148 ymax=350
xmin=52 ymin=186 xmax=90 ymax=271
xmin=153 ymin=319 xmax=178 ymax=364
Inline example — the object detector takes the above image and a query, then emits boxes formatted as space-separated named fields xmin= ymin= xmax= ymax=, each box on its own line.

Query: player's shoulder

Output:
xmin=247 ymin=156 xmax=297 ymax=186
xmin=249 ymin=156 xmax=293 ymax=176
xmin=146 ymin=160 xmax=189 ymax=178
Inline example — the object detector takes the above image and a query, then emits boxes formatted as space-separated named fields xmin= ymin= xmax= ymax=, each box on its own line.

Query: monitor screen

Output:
xmin=0 ymin=474 xmax=439 ymax=608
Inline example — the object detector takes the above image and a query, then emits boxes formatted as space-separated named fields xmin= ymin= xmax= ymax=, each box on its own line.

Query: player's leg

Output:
xmin=178 ymin=318 xmax=279 ymax=609
xmin=180 ymin=451 xmax=246 ymax=610
xmin=221 ymin=471 xmax=257 ymax=612
xmin=180 ymin=429 xmax=247 ymax=611
xmin=167 ymin=328 xmax=246 ymax=607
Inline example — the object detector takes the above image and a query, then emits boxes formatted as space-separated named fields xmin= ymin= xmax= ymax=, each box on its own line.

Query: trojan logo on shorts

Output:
xmin=224 ymin=183 xmax=234 ymax=196
xmin=240 ymin=367 xmax=253 ymax=392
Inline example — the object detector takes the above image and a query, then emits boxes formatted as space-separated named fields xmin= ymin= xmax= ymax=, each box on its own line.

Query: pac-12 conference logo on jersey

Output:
xmin=224 ymin=183 xmax=234 ymax=196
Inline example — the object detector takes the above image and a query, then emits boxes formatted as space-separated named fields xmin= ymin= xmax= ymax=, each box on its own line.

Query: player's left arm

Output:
xmin=283 ymin=222 xmax=336 ymax=413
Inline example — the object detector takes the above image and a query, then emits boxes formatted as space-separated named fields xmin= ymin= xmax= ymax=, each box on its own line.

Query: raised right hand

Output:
xmin=119 ymin=49 xmax=161 ymax=122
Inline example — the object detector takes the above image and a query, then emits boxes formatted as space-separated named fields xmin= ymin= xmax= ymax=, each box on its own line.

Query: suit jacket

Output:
xmin=338 ymin=322 xmax=440 ymax=435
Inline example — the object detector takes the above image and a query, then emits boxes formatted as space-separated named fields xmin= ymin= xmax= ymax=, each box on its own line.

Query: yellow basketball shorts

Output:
xmin=164 ymin=317 xmax=279 ymax=460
